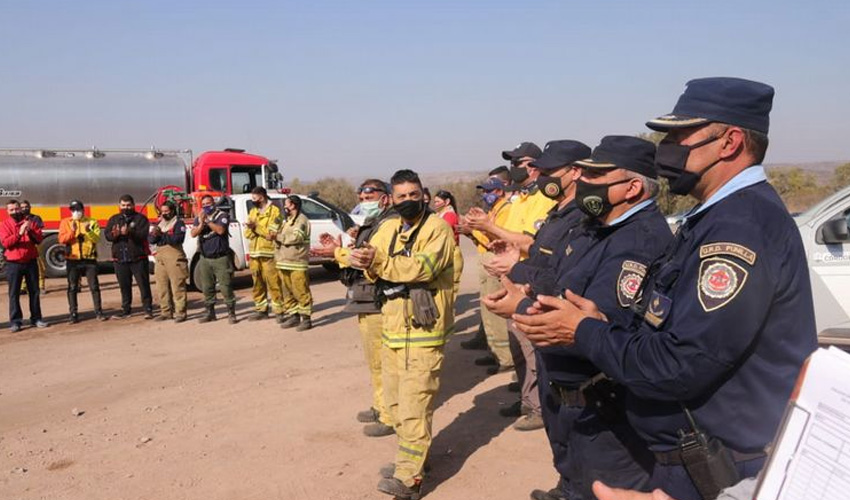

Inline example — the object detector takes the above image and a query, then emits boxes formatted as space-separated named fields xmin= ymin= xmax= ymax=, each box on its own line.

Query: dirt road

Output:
xmin=0 ymin=241 xmax=553 ymax=500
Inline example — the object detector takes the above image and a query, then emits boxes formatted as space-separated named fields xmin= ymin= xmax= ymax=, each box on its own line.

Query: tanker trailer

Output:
xmin=0 ymin=148 xmax=191 ymax=277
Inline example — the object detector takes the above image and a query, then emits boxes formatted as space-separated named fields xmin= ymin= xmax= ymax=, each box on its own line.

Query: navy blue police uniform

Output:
xmin=569 ymin=78 xmax=818 ymax=500
xmin=521 ymin=137 xmax=672 ymax=500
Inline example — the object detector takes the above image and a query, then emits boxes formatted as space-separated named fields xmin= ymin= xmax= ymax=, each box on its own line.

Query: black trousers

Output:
xmin=5 ymin=260 xmax=42 ymax=327
xmin=67 ymin=259 xmax=103 ymax=315
xmin=114 ymin=259 xmax=152 ymax=314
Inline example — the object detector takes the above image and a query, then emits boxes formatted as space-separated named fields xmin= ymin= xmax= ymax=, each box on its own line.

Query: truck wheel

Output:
xmin=190 ymin=257 xmax=202 ymax=292
xmin=40 ymin=234 xmax=67 ymax=278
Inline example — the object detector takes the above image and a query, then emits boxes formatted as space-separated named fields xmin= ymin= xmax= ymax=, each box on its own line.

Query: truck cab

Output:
xmin=175 ymin=192 xmax=354 ymax=289
xmin=192 ymin=149 xmax=281 ymax=196
xmin=795 ymin=185 xmax=850 ymax=347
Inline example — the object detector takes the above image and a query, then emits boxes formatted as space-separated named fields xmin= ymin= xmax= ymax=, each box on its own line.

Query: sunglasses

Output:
xmin=357 ymin=186 xmax=386 ymax=195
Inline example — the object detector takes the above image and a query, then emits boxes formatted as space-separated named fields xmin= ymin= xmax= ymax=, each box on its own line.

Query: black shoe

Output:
xmin=357 ymin=408 xmax=380 ymax=423
xmin=377 ymin=477 xmax=421 ymax=500
xmin=68 ymin=314 xmax=79 ymax=324
xmin=199 ymin=306 xmax=217 ymax=324
xmin=486 ymin=364 xmax=514 ymax=375
xmin=460 ymin=336 xmax=488 ymax=350
xmin=280 ymin=315 xmax=301 ymax=329
xmin=363 ymin=423 xmax=395 ymax=437
xmin=114 ymin=311 xmax=132 ymax=320
xmin=276 ymin=314 xmax=288 ymax=324
xmin=227 ymin=305 xmax=238 ymax=324
xmin=248 ymin=311 xmax=269 ymax=321
xmin=143 ymin=310 xmax=155 ymax=320
xmin=95 ymin=312 xmax=109 ymax=321
xmin=530 ymin=486 xmax=567 ymax=500
xmin=10 ymin=323 xmax=22 ymax=333
xmin=474 ymin=355 xmax=497 ymax=366
xmin=295 ymin=316 xmax=312 ymax=331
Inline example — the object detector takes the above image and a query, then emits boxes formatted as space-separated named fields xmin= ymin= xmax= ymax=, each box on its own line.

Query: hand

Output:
xmin=512 ymin=290 xmax=606 ymax=347
xmin=19 ymin=219 xmax=30 ymax=235
xmin=482 ymin=276 xmax=532 ymax=319
xmin=346 ymin=226 xmax=360 ymax=238
xmin=266 ymin=230 xmax=277 ymax=241
xmin=310 ymin=246 xmax=336 ymax=258
xmin=319 ymin=232 xmax=342 ymax=249
xmin=349 ymin=244 xmax=377 ymax=269
xmin=482 ymin=241 xmax=520 ymax=277
xmin=465 ymin=212 xmax=490 ymax=231
xmin=467 ymin=207 xmax=486 ymax=217
xmin=245 ymin=219 xmax=256 ymax=229
xmin=592 ymin=481 xmax=676 ymax=500
xmin=111 ymin=224 xmax=121 ymax=238
xmin=120 ymin=224 xmax=129 ymax=236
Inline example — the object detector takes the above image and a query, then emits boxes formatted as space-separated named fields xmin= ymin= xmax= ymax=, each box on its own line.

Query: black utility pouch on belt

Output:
xmin=580 ymin=374 xmax=626 ymax=424
xmin=677 ymin=407 xmax=740 ymax=500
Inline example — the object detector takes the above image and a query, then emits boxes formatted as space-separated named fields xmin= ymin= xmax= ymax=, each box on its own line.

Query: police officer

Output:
xmin=316 ymin=179 xmax=398 ymax=436
xmin=244 ymin=186 xmax=285 ymax=321
xmin=491 ymin=136 xmax=672 ymax=500
xmin=58 ymin=199 xmax=107 ymax=323
xmin=276 ymin=195 xmax=313 ymax=331
xmin=105 ymin=194 xmax=153 ymax=319
xmin=192 ymin=195 xmax=238 ymax=324
xmin=513 ymin=78 xmax=818 ymax=500
xmin=149 ymin=201 xmax=189 ymax=322
xmin=349 ymin=169 xmax=456 ymax=500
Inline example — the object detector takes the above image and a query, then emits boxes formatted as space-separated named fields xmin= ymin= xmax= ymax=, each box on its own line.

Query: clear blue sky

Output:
xmin=2 ymin=0 xmax=848 ymax=180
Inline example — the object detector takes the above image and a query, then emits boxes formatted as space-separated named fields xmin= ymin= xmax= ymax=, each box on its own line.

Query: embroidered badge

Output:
xmin=543 ymin=182 xmax=561 ymax=198
xmin=644 ymin=290 xmax=673 ymax=328
xmin=581 ymin=196 xmax=604 ymax=217
xmin=699 ymin=242 xmax=757 ymax=266
xmin=698 ymin=258 xmax=748 ymax=312
xmin=617 ymin=260 xmax=647 ymax=307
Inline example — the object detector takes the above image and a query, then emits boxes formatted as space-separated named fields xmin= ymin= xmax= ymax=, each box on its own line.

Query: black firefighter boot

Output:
xmin=227 ymin=304 xmax=238 ymax=324
xmin=280 ymin=314 xmax=301 ymax=329
xmin=68 ymin=289 xmax=79 ymax=324
xmin=199 ymin=305 xmax=217 ymax=324
xmin=295 ymin=315 xmax=312 ymax=332
xmin=93 ymin=289 xmax=108 ymax=321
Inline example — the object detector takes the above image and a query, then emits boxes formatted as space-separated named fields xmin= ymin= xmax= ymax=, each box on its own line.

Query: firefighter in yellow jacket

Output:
xmin=58 ymin=199 xmax=107 ymax=323
xmin=276 ymin=195 xmax=313 ymax=331
xmin=243 ymin=187 xmax=284 ymax=321
xmin=350 ymin=169 xmax=456 ymax=500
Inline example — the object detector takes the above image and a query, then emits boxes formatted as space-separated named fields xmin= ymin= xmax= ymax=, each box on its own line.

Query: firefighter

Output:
xmin=276 ymin=195 xmax=313 ymax=331
xmin=105 ymin=194 xmax=154 ymax=319
xmin=1 ymin=199 xmax=48 ymax=332
xmin=244 ymin=186 xmax=285 ymax=321
xmin=58 ymin=199 xmax=107 ymax=323
xmin=349 ymin=169 xmax=456 ymax=500
xmin=148 ymin=201 xmax=189 ymax=322
xmin=191 ymin=195 xmax=238 ymax=324
xmin=315 ymin=179 xmax=397 ymax=436
xmin=19 ymin=200 xmax=47 ymax=294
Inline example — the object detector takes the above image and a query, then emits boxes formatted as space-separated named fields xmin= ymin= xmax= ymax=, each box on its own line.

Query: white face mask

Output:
xmin=71 ymin=211 xmax=83 ymax=220
xmin=359 ymin=200 xmax=382 ymax=218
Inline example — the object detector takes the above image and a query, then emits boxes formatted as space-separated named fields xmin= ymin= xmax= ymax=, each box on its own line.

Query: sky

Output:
xmin=1 ymin=0 xmax=849 ymax=181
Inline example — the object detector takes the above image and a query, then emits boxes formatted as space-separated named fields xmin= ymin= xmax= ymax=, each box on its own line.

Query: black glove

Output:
xmin=409 ymin=288 xmax=439 ymax=329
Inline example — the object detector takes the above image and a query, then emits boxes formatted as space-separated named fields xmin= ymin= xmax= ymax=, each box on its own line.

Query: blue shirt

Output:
xmin=684 ymin=165 xmax=767 ymax=221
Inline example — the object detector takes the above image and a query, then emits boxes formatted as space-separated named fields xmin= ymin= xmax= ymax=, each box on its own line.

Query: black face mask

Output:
xmin=537 ymin=174 xmax=565 ymax=200
xmin=162 ymin=212 xmax=175 ymax=221
xmin=394 ymin=199 xmax=425 ymax=221
xmin=21 ymin=208 xmax=31 ymax=216
xmin=655 ymin=135 xmax=722 ymax=195
xmin=575 ymin=178 xmax=631 ymax=218
xmin=121 ymin=208 xmax=135 ymax=216
xmin=509 ymin=166 xmax=529 ymax=184
xmin=252 ymin=199 xmax=262 ymax=208
xmin=11 ymin=212 xmax=25 ymax=222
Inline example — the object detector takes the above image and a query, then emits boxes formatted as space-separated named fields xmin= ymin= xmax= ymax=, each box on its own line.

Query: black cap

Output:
xmin=69 ymin=199 xmax=84 ymax=211
xmin=501 ymin=141 xmax=542 ymax=161
xmin=646 ymin=77 xmax=774 ymax=134
xmin=530 ymin=140 xmax=592 ymax=172
xmin=573 ymin=136 xmax=658 ymax=179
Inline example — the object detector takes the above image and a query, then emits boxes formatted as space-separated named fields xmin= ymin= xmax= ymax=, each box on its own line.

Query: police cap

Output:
xmin=530 ymin=140 xmax=592 ymax=172
xmin=501 ymin=141 xmax=543 ymax=161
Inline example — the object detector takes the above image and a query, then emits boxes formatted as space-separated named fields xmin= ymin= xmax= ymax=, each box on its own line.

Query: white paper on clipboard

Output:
xmin=755 ymin=347 xmax=850 ymax=500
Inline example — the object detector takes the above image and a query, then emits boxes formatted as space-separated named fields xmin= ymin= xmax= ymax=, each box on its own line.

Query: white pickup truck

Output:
xmin=795 ymin=185 xmax=850 ymax=346
xmin=154 ymin=192 xmax=354 ymax=289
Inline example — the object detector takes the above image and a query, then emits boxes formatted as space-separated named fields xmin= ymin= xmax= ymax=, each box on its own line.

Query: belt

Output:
xmin=549 ymin=382 xmax=586 ymax=407
xmin=202 ymin=252 xmax=229 ymax=259
xmin=653 ymin=448 xmax=766 ymax=466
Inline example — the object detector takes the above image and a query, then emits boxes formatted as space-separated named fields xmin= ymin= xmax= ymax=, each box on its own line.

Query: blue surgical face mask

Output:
xmin=359 ymin=200 xmax=382 ymax=218
xmin=482 ymin=192 xmax=499 ymax=208
xmin=203 ymin=206 xmax=214 ymax=215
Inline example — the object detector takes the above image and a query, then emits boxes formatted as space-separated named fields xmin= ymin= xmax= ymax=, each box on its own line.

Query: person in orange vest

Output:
xmin=58 ymin=199 xmax=108 ymax=323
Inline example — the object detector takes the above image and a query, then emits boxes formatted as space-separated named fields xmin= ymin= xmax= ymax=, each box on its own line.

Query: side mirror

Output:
xmin=820 ymin=218 xmax=850 ymax=244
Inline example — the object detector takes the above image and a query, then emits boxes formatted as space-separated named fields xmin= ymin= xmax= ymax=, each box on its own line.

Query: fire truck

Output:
xmin=0 ymin=147 xmax=281 ymax=277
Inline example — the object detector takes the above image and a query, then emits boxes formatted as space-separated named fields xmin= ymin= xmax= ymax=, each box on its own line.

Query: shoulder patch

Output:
xmin=699 ymin=242 xmax=757 ymax=266
xmin=698 ymin=257 xmax=748 ymax=312
xmin=617 ymin=260 xmax=648 ymax=308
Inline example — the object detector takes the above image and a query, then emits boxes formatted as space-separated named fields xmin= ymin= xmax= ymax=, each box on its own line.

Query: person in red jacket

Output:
xmin=1 ymin=199 xmax=49 ymax=332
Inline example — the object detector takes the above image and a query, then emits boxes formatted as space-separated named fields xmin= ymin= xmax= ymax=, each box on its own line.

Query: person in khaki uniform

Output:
xmin=244 ymin=186 xmax=284 ymax=321
xmin=350 ymin=169 xmax=456 ymax=500
xmin=459 ymin=177 xmax=514 ymax=371
xmin=315 ymin=179 xmax=398 ymax=436
xmin=58 ymin=199 xmax=108 ymax=323
xmin=276 ymin=195 xmax=313 ymax=331
xmin=148 ymin=201 xmax=189 ymax=322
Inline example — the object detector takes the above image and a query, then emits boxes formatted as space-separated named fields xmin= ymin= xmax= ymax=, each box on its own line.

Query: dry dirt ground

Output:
xmin=1 ymin=241 xmax=553 ymax=500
